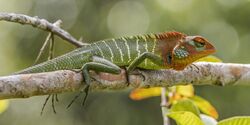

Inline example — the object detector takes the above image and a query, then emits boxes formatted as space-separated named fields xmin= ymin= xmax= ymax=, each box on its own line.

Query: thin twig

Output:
xmin=34 ymin=20 xmax=61 ymax=64
xmin=1 ymin=62 xmax=250 ymax=99
xmin=161 ymin=87 xmax=170 ymax=125
xmin=48 ymin=34 xmax=54 ymax=60
xmin=33 ymin=33 xmax=52 ymax=64
xmin=0 ymin=12 xmax=88 ymax=47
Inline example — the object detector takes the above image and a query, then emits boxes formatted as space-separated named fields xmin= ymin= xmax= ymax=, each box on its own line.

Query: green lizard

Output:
xmin=14 ymin=31 xmax=216 ymax=106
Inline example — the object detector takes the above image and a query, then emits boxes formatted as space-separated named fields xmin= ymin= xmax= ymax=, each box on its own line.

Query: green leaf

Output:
xmin=218 ymin=116 xmax=250 ymax=125
xmin=171 ymin=99 xmax=200 ymax=117
xmin=167 ymin=111 xmax=204 ymax=125
xmin=200 ymin=114 xmax=217 ymax=125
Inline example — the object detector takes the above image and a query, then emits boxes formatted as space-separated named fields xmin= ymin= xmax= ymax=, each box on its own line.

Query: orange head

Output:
xmin=171 ymin=35 xmax=216 ymax=70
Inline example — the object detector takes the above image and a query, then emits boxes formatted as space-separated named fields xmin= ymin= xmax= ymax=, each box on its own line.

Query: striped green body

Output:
xmin=16 ymin=35 xmax=164 ymax=74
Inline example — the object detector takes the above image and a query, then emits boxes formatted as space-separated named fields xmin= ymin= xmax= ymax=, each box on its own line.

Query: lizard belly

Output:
xmin=137 ymin=59 xmax=162 ymax=70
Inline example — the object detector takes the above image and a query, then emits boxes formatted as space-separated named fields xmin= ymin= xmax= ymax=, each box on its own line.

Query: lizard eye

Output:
xmin=194 ymin=41 xmax=205 ymax=48
xmin=193 ymin=37 xmax=206 ymax=48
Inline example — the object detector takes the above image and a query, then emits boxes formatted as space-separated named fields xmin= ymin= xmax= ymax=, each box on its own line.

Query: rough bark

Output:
xmin=0 ymin=62 xmax=249 ymax=99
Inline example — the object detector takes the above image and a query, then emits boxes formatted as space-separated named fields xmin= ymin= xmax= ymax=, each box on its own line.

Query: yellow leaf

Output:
xmin=176 ymin=85 xmax=194 ymax=97
xmin=169 ymin=93 xmax=184 ymax=104
xmin=168 ymin=85 xmax=194 ymax=104
xmin=0 ymin=100 xmax=9 ymax=114
xmin=190 ymin=96 xmax=218 ymax=119
xmin=195 ymin=55 xmax=222 ymax=62
xmin=129 ymin=87 xmax=162 ymax=100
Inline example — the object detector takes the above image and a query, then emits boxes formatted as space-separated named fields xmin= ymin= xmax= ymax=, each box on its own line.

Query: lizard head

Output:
xmin=171 ymin=35 xmax=216 ymax=70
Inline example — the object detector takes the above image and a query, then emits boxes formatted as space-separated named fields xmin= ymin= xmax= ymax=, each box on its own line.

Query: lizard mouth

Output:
xmin=205 ymin=42 xmax=216 ymax=54
xmin=198 ymin=49 xmax=216 ymax=58
xmin=205 ymin=49 xmax=216 ymax=54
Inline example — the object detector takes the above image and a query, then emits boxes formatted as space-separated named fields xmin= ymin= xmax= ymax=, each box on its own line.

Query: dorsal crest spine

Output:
xmin=155 ymin=31 xmax=186 ymax=41
xmin=125 ymin=33 xmax=157 ymax=41
xmin=122 ymin=32 xmax=185 ymax=42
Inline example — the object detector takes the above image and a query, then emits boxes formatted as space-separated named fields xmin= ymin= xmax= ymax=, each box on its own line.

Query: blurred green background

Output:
xmin=0 ymin=0 xmax=250 ymax=124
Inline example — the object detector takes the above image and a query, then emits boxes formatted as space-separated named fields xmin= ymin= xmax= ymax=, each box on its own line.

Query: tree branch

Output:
xmin=0 ymin=12 xmax=88 ymax=47
xmin=0 ymin=62 xmax=249 ymax=100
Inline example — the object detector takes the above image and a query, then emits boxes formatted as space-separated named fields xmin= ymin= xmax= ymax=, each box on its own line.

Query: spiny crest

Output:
xmin=123 ymin=31 xmax=186 ymax=42
xmin=155 ymin=31 xmax=186 ymax=41
xmin=126 ymin=33 xmax=157 ymax=41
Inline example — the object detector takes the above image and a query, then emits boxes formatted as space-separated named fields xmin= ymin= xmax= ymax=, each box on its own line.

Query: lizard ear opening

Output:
xmin=166 ymin=52 xmax=172 ymax=65
xmin=164 ymin=42 xmax=182 ymax=65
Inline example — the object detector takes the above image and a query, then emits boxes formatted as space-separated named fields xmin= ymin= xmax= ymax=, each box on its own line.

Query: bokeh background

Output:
xmin=0 ymin=0 xmax=249 ymax=124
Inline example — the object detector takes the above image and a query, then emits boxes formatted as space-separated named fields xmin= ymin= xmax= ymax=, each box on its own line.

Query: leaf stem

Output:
xmin=161 ymin=87 xmax=170 ymax=125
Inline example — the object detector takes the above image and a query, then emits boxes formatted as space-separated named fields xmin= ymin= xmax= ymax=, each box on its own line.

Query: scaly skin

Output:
xmin=15 ymin=31 xmax=215 ymax=74
xmin=14 ymin=31 xmax=216 ymax=109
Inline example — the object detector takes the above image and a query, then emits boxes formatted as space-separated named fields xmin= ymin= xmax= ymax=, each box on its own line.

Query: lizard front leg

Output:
xmin=126 ymin=52 xmax=163 ymax=84
xmin=127 ymin=52 xmax=163 ymax=73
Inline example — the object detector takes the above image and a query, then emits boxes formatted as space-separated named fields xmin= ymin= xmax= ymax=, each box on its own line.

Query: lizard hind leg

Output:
xmin=67 ymin=56 xmax=121 ymax=108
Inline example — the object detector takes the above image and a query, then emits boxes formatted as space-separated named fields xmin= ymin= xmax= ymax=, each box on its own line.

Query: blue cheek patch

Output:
xmin=174 ymin=48 xmax=189 ymax=59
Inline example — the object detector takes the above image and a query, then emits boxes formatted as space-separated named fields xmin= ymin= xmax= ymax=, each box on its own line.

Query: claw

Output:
xmin=190 ymin=64 xmax=200 ymax=73
xmin=67 ymin=91 xmax=82 ymax=109
xmin=41 ymin=95 xmax=51 ymax=115
xmin=55 ymin=94 xmax=59 ymax=102
xmin=82 ymin=85 xmax=90 ymax=106
xmin=66 ymin=85 xmax=90 ymax=108
xmin=125 ymin=69 xmax=130 ymax=86
xmin=52 ymin=95 xmax=57 ymax=114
